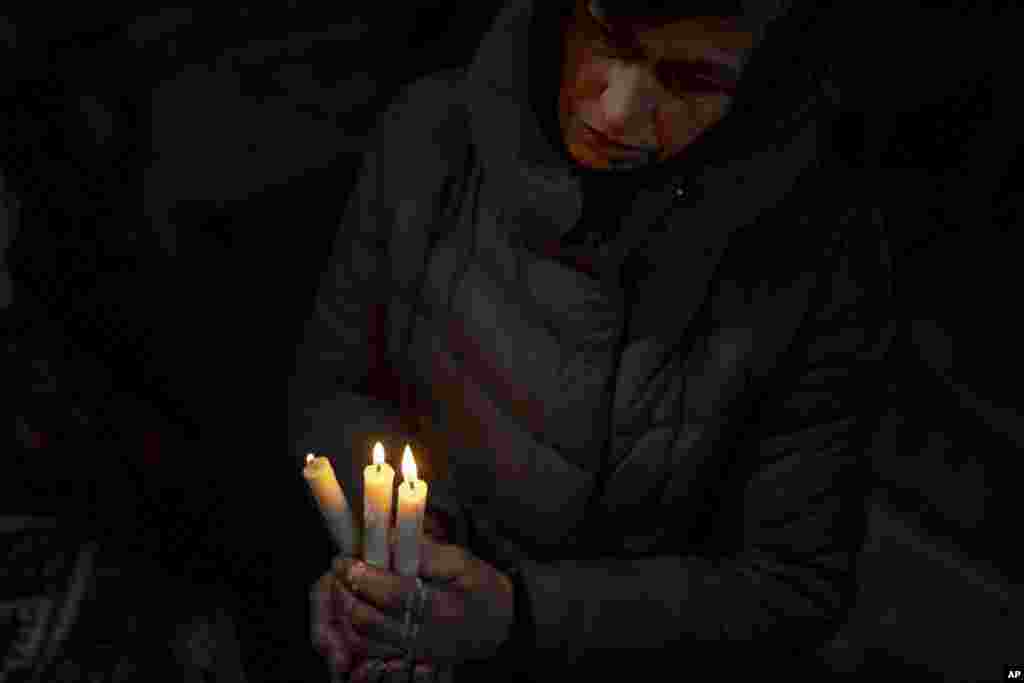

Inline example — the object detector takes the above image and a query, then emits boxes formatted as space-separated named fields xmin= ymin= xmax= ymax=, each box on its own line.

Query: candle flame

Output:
xmin=401 ymin=445 xmax=417 ymax=483
xmin=306 ymin=453 xmax=314 ymax=465
xmin=372 ymin=442 xmax=386 ymax=466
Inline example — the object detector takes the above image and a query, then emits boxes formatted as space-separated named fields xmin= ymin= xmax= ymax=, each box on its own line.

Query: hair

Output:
xmin=592 ymin=0 xmax=794 ymax=28
xmin=594 ymin=0 xmax=745 ymax=17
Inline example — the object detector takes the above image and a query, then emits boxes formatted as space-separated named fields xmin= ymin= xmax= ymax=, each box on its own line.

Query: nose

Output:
xmin=599 ymin=63 xmax=658 ymax=138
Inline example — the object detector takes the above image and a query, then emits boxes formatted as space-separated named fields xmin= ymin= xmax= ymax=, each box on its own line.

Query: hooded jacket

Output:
xmin=289 ymin=0 xmax=894 ymax=678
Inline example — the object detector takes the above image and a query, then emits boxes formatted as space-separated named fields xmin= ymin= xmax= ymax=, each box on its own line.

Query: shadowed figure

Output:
xmin=297 ymin=1 xmax=896 ymax=681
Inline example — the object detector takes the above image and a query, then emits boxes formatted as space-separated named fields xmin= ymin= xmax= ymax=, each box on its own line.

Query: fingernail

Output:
xmin=348 ymin=562 xmax=363 ymax=586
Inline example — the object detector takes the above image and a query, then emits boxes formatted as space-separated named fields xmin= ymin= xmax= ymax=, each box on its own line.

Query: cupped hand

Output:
xmin=311 ymin=569 xmax=407 ymax=678
xmin=332 ymin=532 xmax=515 ymax=667
xmin=311 ymin=510 xmax=453 ymax=679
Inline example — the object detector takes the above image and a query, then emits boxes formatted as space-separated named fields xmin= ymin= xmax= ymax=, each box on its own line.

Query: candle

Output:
xmin=394 ymin=445 xmax=428 ymax=577
xmin=303 ymin=453 xmax=357 ymax=556
xmin=363 ymin=441 xmax=395 ymax=569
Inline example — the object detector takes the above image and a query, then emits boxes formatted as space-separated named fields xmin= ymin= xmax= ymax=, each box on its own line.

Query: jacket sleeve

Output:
xmin=505 ymin=209 xmax=895 ymax=669
xmin=287 ymin=74 xmax=469 ymax=548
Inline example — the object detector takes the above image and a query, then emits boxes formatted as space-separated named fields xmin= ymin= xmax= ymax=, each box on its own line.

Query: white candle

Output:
xmin=303 ymin=453 xmax=357 ymax=556
xmin=363 ymin=442 xmax=395 ymax=569
xmin=394 ymin=445 xmax=428 ymax=577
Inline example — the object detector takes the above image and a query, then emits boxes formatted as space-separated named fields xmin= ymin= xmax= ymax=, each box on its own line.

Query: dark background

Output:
xmin=1 ymin=2 xmax=1019 ymax=681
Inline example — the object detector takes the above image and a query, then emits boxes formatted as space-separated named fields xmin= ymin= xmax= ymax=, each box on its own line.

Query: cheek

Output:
xmin=567 ymin=51 xmax=607 ymax=104
xmin=655 ymin=96 xmax=730 ymax=155
xmin=654 ymin=108 xmax=678 ymax=151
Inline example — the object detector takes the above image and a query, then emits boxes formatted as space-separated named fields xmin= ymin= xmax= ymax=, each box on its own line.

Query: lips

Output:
xmin=581 ymin=122 xmax=655 ymax=156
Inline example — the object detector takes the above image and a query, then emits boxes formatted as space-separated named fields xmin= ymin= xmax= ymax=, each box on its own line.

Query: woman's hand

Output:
xmin=311 ymin=510 xmax=455 ymax=679
xmin=333 ymin=533 xmax=515 ymax=667
xmin=312 ymin=568 xmax=406 ymax=679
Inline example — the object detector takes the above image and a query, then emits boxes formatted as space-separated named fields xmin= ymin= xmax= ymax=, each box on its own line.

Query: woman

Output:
xmin=296 ymin=0 xmax=893 ymax=680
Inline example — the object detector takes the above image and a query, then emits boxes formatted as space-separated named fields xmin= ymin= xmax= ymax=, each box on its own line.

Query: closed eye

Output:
xmin=584 ymin=3 xmax=739 ymax=93
xmin=656 ymin=61 xmax=739 ymax=95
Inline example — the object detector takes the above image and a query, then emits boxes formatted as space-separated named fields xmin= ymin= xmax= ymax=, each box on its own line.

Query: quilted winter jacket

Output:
xmin=289 ymin=0 xmax=894 ymax=678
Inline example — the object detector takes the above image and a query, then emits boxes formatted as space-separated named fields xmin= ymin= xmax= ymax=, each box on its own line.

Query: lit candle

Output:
xmin=394 ymin=445 xmax=428 ymax=577
xmin=363 ymin=441 xmax=395 ymax=569
xmin=303 ymin=453 xmax=357 ymax=557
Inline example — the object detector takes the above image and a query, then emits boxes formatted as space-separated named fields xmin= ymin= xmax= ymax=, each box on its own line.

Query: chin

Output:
xmin=567 ymin=141 xmax=610 ymax=169
xmin=606 ymin=157 xmax=649 ymax=170
xmin=568 ymin=140 xmax=656 ymax=171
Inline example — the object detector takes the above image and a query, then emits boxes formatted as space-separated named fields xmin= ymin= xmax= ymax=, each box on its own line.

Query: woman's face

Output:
xmin=558 ymin=0 xmax=754 ymax=170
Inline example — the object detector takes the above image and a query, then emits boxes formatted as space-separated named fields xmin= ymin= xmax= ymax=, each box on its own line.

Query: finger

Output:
xmin=347 ymin=560 xmax=416 ymax=616
xmin=350 ymin=658 xmax=372 ymax=683
xmin=414 ymin=662 xmax=437 ymax=682
xmin=333 ymin=555 xmax=358 ymax=585
xmin=382 ymin=659 xmax=406 ymax=675
xmin=346 ymin=586 xmax=410 ymax=651
xmin=335 ymin=580 xmax=407 ymax=656
xmin=374 ymin=658 xmax=438 ymax=677
xmin=312 ymin=616 xmax=349 ymax=671
xmin=417 ymin=535 xmax=468 ymax=582
xmin=415 ymin=663 xmax=436 ymax=683
xmin=311 ymin=575 xmax=351 ymax=672
xmin=344 ymin=624 xmax=404 ymax=666
xmin=335 ymin=555 xmax=410 ymax=610
xmin=352 ymin=658 xmax=390 ymax=683
xmin=344 ymin=612 xmax=400 ymax=658
xmin=310 ymin=574 xmax=332 ymax=642
xmin=331 ymin=579 xmax=407 ymax=660
xmin=329 ymin=649 xmax=350 ymax=681
xmin=376 ymin=659 xmax=434 ymax=683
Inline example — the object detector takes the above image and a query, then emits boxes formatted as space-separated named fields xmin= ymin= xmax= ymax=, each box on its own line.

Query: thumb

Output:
xmin=417 ymin=534 xmax=468 ymax=583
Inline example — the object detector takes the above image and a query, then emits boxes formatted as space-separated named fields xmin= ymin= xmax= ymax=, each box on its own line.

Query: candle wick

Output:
xmin=377 ymin=463 xmax=381 ymax=474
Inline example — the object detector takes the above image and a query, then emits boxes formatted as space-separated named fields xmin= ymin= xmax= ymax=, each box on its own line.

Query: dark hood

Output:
xmin=464 ymin=0 xmax=831 ymax=184
xmin=462 ymin=0 xmax=838 ymax=248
